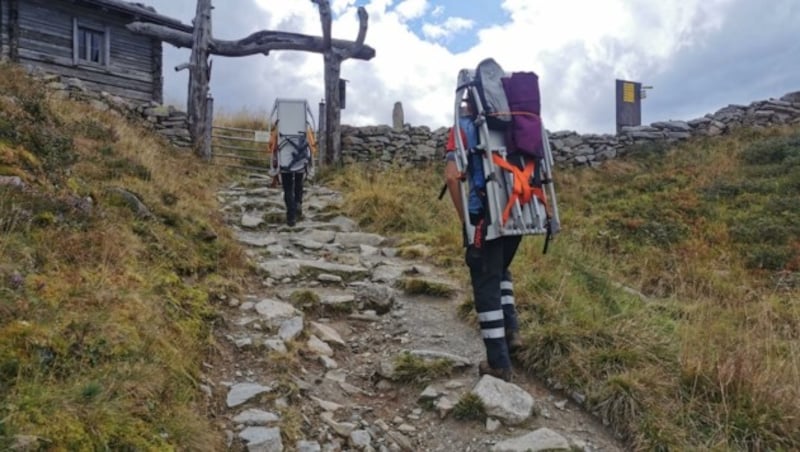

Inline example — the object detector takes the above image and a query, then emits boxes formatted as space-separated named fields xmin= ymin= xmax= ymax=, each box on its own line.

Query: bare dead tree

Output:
xmin=312 ymin=0 xmax=368 ymax=166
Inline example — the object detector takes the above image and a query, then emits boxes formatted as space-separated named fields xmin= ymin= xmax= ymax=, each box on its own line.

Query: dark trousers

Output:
xmin=466 ymin=235 xmax=522 ymax=370
xmin=281 ymin=171 xmax=304 ymax=224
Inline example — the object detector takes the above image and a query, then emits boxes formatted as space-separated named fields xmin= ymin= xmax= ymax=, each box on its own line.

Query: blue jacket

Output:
xmin=458 ymin=117 xmax=485 ymax=215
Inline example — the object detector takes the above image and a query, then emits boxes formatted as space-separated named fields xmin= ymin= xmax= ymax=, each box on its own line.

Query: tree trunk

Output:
xmin=188 ymin=0 xmax=212 ymax=159
xmin=126 ymin=22 xmax=376 ymax=60
xmin=323 ymin=55 xmax=342 ymax=166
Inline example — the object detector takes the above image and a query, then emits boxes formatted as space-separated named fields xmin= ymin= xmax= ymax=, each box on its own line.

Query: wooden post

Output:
xmin=188 ymin=0 xmax=212 ymax=160
xmin=323 ymin=54 xmax=341 ymax=166
xmin=313 ymin=1 xmax=368 ymax=167
xmin=317 ymin=99 xmax=326 ymax=166
xmin=205 ymin=95 xmax=214 ymax=159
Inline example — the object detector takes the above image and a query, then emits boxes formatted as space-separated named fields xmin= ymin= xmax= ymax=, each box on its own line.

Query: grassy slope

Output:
xmin=330 ymin=127 xmax=800 ymax=450
xmin=2 ymin=59 xmax=797 ymax=449
xmin=0 ymin=65 xmax=248 ymax=450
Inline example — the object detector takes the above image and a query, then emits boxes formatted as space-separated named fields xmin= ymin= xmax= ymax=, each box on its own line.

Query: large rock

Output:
xmin=490 ymin=428 xmax=571 ymax=452
xmin=310 ymin=321 xmax=346 ymax=346
xmin=255 ymin=299 xmax=301 ymax=327
xmin=278 ymin=316 xmax=304 ymax=341
xmin=352 ymin=282 xmax=395 ymax=314
xmin=320 ymin=412 xmax=356 ymax=437
xmin=472 ymin=375 xmax=534 ymax=425
xmin=392 ymin=101 xmax=404 ymax=130
xmin=242 ymin=211 xmax=265 ymax=228
xmin=296 ymin=441 xmax=321 ymax=452
xmin=335 ymin=232 xmax=386 ymax=248
xmin=265 ymin=259 xmax=369 ymax=280
xmin=349 ymin=429 xmax=372 ymax=449
xmin=306 ymin=229 xmax=337 ymax=243
xmin=259 ymin=260 xmax=301 ymax=279
xmin=330 ymin=216 xmax=358 ymax=232
xmin=371 ymin=264 xmax=408 ymax=284
xmin=780 ymin=91 xmax=800 ymax=103
xmin=651 ymin=120 xmax=691 ymax=132
xmin=233 ymin=409 xmax=280 ymax=426
xmin=0 ymin=176 xmax=24 ymax=188
xmin=227 ymin=383 xmax=273 ymax=408
xmin=320 ymin=292 xmax=356 ymax=310
xmin=307 ymin=335 xmax=334 ymax=357
xmin=239 ymin=426 xmax=283 ymax=452
xmin=404 ymin=349 xmax=472 ymax=368
xmin=235 ymin=231 xmax=279 ymax=247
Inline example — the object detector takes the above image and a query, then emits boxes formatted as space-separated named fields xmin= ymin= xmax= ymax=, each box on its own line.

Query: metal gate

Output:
xmin=210 ymin=124 xmax=272 ymax=172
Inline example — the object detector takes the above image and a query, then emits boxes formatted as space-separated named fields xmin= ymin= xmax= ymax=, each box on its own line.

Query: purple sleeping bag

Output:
xmin=502 ymin=72 xmax=544 ymax=158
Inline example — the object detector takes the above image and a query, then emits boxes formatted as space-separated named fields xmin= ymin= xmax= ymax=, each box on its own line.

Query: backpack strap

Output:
xmin=279 ymin=134 xmax=310 ymax=171
xmin=490 ymin=154 xmax=548 ymax=226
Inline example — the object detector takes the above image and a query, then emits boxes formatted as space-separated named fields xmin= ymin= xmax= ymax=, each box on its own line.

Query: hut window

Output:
xmin=73 ymin=19 xmax=110 ymax=66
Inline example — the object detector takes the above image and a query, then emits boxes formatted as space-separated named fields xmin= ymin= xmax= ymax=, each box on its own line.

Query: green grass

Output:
xmin=392 ymin=352 xmax=454 ymax=385
xmin=329 ymin=162 xmax=465 ymax=269
xmin=0 ymin=63 xmax=248 ymax=450
xmin=400 ymin=278 xmax=456 ymax=297
xmin=452 ymin=393 xmax=486 ymax=421
xmin=331 ymin=126 xmax=800 ymax=450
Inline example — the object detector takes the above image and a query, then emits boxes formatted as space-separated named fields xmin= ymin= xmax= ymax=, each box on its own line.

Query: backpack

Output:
xmin=278 ymin=134 xmax=310 ymax=173
xmin=474 ymin=58 xmax=511 ymax=131
xmin=502 ymin=71 xmax=544 ymax=159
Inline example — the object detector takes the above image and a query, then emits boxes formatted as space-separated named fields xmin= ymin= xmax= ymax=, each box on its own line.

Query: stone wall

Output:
xmin=40 ymin=73 xmax=191 ymax=148
xmin=35 ymin=68 xmax=800 ymax=166
xmin=341 ymin=124 xmax=449 ymax=165
xmin=340 ymin=91 xmax=800 ymax=167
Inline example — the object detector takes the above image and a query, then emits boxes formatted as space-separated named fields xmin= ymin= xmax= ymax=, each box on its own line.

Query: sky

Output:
xmin=142 ymin=0 xmax=800 ymax=134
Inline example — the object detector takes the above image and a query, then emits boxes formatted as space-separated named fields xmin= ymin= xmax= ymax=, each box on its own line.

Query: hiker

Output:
xmin=270 ymin=124 xmax=311 ymax=227
xmin=444 ymin=101 xmax=523 ymax=382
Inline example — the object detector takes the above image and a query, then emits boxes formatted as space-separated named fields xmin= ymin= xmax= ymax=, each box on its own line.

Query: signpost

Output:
xmin=615 ymin=79 xmax=642 ymax=133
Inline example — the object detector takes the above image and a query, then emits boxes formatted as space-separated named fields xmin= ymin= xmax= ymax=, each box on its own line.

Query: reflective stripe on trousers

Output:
xmin=467 ymin=235 xmax=521 ymax=370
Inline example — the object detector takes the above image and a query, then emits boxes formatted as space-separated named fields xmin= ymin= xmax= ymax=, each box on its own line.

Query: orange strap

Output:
xmin=491 ymin=154 xmax=548 ymax=225
xmin=267 ymin=126 xmax=279 ymax=167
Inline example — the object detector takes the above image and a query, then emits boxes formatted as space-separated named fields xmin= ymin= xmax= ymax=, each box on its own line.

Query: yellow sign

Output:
xmin=623 ymin=82 xmax=635 ymax=103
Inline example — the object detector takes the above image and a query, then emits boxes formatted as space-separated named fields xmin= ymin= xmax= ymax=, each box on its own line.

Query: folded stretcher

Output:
xmin=452 ymin=64 xmax=561 ymax=252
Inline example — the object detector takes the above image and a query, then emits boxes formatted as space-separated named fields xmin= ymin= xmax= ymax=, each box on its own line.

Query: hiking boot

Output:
xmin=478 ymin=360 xmax=512 ymax=382
xmin=506 ymin=330 xmax=523 ymax=354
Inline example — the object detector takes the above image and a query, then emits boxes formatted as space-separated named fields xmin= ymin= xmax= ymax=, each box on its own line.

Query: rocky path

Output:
xmin=206 ymin=174 xmax=624 ymax=452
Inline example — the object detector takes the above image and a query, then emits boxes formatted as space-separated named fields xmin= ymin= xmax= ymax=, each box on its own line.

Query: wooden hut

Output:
xmin=0 ymin=0 xmax=189 ymax=103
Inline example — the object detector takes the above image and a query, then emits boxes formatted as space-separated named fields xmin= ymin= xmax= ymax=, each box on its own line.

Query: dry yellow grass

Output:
xmin=0 ymin=63 xmax=248 ymax=450
xmin=331 ymin=126 xmax=800 ymax=450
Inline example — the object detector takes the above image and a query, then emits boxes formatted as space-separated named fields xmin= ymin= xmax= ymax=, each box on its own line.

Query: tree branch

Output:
xmin=312 ymin=0 xmax=332 ymax=50
xmin=337 ymin=7 xmax=367 ymax=59
xmin=126 ymin=22 xmax=376 ymax=60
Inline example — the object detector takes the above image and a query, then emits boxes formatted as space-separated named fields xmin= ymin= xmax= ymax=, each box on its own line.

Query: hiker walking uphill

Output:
xmin=268 ymin=98 xmax=318 ymax=227
xmin=444 ymin=102 xmax=523 ymax=382
xmin=443 ymin=58 xmax=561 ymax=382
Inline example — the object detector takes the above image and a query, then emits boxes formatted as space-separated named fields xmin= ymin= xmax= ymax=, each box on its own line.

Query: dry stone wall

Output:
xmin=34 ymin=68 xmax=800 ymax=166
xmin=38 ymin=73 xmax=192 ymax=149
xmin=340 ymin=124 xmax=449 ymax=165
xmin=340 ymin=91 xmax=800 ymax=168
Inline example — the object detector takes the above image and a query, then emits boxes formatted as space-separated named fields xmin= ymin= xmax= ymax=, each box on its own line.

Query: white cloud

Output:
xmin=422 ymin=17 xmax=474 ymax=41
xmin=331 ymin=0 xmax=357 ymax=16
xmin=146 ymin=0 xmax=798 ymax=134
xmin=394 ymin=0 xmax=428 ymax=21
